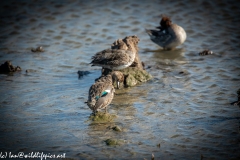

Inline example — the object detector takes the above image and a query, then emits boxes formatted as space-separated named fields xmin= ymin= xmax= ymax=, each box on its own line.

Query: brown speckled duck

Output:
xmin=90 ymin=35 xmax=140 ymax=70
xmin=87 ymin=71 xmax=124 ymax=114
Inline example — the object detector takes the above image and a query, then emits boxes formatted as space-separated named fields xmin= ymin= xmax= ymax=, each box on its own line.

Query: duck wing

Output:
xmin=95 ymin=87 xmax=114 ymax=110
xmin=91 ymin=49 xmax=132 ymax=66
xmin=88 ymin=82 xmax=107 ymax=102
xmin=145 ymin=29 xmax=172 ymax=46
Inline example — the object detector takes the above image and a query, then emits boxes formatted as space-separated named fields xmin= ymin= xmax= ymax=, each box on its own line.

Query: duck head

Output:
xmin=111 ymin=71 xmax=124 ymax=89
xmin=160 ymin=16 xmax=172 ymax=28
xmin=156 ymin=15 xmax=172 ymax=30
xmin=111 ymin=35 xmax=140 ymax=54
xmin=123 ymin=35 xmax=140 ymax=54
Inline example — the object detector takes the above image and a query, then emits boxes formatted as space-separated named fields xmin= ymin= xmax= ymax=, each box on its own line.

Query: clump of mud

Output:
xmin=31 ymin=46 xmax=44 ymax=52
xmin=89 ymin=112 xmax=117 ymax=123
xmin=111 ymin=125 xmax=122 ymax=132
xmin=121 ymin=67 xmax=152 ymax=87
xmin=0 ymin=61 xmax=21 ymax=73
xmin=77 ymin=70 xmax=90 ymax=79
xmin=231 ymin=88 xmax=240 ymax=106
xmin=104 ymin=138 xmax=125 ymax=146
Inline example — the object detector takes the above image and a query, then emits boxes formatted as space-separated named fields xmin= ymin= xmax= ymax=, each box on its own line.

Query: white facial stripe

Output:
xmin=105 ymin=89 xmax=111 ymax=93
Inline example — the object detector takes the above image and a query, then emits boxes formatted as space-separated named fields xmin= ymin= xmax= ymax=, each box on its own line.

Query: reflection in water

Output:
xmin=142 ymin=48 xmax=187 ymax=70
xmin=152 ymin=48 xmax=186 ymax=60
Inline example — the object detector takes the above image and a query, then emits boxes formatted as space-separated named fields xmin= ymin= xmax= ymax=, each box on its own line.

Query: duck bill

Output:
xmin=117 ymin=81 xmax=120 ymax=89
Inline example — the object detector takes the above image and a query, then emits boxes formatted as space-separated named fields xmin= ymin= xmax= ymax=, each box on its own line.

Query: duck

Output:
xmin=111 ymin=71 xmax=124 ymax=89
xmin=145 ymin=15 xmax=187 ymax=50
xmin=87 ymin=71 xmax=124 ymax=114
xmin=90 ymin=49 xmax=135 ymax=70
xmin=96 ymin=71 xmax=124 ymax=89
xmin=90 ymin=35 xmax=140 ymax=70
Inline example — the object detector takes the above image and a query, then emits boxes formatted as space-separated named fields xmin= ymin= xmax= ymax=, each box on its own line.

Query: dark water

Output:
xmin=0 ymin=0 xmax=240 ymax=159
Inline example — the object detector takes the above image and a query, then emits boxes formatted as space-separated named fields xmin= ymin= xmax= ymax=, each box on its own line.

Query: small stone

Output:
xmin=77 ymin=70 xmax=90 ymax=79
xmin=104 ymin=138 xmax=124 ymax=146
xmin=237 ymin=89 xmax=240 ymax=95
xmin=89 ymin=112 xmax=116 ymax=123
xmin=15 ymin=66 xmax=21 ymax=71
xmin=0 ymin=61 xmax=21 ymax=73
xmin=31 ymin=46 xmax=44 ymax=52
xmin=112 ymin=126 xmax=122 ymax=132
xmin=152 ymin=153 xmax=154 ymax=160
xmin=199 ymin=49 xmax=213 ymax=56
xmin=230 ymin=88 xmax=240 ymax=106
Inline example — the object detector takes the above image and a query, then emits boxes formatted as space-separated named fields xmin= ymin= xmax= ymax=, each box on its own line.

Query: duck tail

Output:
xmin=145 ymin=28 xmax=156 ymax=34
xmin=145 ymin=28 xmax=159 ymax=38
xmin=145 ymin=28 xmax=151 ymax=34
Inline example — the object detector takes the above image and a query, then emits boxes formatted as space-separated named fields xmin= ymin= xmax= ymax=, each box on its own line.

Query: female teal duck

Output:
xmin=87 ymin=71 xmax=124 ymax=114
xmin=90 ymin=35 xmax=140 ymax=70
xmin=146 ymin=16 xmax=186 ymax=50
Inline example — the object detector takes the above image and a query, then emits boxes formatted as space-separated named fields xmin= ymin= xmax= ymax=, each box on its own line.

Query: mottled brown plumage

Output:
xmin=87 ymin=75 xmax=115 ymax=114
xmin=90 ymin=49 xmax=135 ymax=70
xmin=91 ymin=35 xmax=140 ymax=70
xmin=111 ymin=35 xmax=142 ymax=69
xmin=87 ymin=71 xmax=124 ymax=114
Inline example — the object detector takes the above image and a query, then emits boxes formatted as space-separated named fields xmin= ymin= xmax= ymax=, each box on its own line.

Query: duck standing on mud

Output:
xmin=146 ymin=15 xmax=187 ymax=50
xmin=86 ymin=71 xmax=124 ymax=114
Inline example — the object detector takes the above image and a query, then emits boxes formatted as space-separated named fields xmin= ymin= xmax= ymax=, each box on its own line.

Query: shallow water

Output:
xmin=0 ymin=0 xmax=240 ymax=159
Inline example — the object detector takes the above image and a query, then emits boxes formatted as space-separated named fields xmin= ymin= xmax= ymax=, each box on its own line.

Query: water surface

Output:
xmin=0 ymin=0 xmax=240 ymax=159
